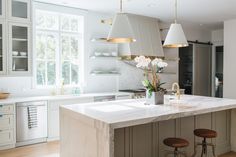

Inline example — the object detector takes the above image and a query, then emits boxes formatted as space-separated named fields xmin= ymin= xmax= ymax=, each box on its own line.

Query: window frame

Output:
xmin=33 ymin=2 xmax=86 ymax=89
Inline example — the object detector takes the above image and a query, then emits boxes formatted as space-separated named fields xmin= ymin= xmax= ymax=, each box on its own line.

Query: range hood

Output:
xmin=118 ymin=13 xmax=164 ymax=60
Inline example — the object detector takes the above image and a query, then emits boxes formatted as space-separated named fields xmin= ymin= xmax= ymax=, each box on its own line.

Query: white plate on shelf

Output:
xmin=110 ymin=70 xmax=119 ymax=73
xmin=15 ymin=69 xmax=26 ymax=71
xmin=92 ymin=70 xmax=103 ymax=74
xmin=102 ymin=53 xmax=110 ymax=56
xmin=94 ymin=52 xmax=102 ymax=56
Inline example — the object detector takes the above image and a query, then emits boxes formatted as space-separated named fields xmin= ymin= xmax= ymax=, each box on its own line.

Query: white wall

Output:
xmin=223 ymin=19 xmax=236 ymax=99
xmin=0 ymin=9 xmax=212 ymax=96
xmin=224 ymin=19 xmax=236 ymax=152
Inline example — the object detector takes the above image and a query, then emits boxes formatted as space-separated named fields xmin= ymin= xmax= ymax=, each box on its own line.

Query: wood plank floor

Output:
xmin=0 ymin=141 xmax=235 ymax=157
xmin=0 ymin=141 xmax=59 ymax=157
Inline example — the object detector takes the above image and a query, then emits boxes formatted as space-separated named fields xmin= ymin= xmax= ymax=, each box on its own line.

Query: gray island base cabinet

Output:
xmin=60 ymin=95 xmax=236 ymax=157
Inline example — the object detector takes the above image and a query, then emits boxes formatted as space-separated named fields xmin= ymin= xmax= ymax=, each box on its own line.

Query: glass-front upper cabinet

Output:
xmin=9 ymin=23 xmax=31 ymax=75
xmin=0 ymin=21 xmax=6 ymax=74
xmin=9 ymin=0 xmax=31 ymax=22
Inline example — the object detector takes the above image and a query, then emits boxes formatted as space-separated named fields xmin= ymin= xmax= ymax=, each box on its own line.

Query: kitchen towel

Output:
xmin=27 ymin=106 xmax=38 ymax=129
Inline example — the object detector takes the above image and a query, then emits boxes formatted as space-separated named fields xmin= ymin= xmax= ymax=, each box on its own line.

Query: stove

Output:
xmin=119 ymin=89 xmax=146 ymax=99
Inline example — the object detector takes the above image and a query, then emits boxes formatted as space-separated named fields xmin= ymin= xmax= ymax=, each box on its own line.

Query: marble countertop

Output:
xmin=61 ymin=95 xmax=236 ymax=129
xmin=0 ymin=92 xmax=132 ymax=104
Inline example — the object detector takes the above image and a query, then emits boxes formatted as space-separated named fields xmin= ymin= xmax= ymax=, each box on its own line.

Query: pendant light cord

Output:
xmin=175 ymin=0 xmax=177 ymax=23
xmin=120 ymin=0 xmax=123 ymax=13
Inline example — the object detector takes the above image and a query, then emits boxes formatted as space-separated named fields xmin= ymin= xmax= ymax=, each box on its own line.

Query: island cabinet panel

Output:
xmin=213 ymin=110 xmax=231 ymax=155
xmin=177 ymin=116 xmax=195 ymax=156
xmin=130 ymin=123 xmax=153 ymax=157
xmin=231 ymin=109 xmax=236 ymax=152
xmin=114 ymin=112 xmax=231 ymax=157
xmin=114 ymin=123 xmax=157 ymax=157
xmin=158 ymin=120 xmax=176 ymax=157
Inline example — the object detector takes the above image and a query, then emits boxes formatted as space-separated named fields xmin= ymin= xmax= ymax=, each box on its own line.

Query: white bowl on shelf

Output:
xmin=111 ymin=52 xmax=117 ymax=56
xmin=20 ymin=52 xmax=27 ymax=56
xmin=102 ymin=52 xmax=110 ymax=56
xmin=94 ymin=52 xmax=102 ymax=56
xmin=12 ymin=51 xmax=18 ymax=56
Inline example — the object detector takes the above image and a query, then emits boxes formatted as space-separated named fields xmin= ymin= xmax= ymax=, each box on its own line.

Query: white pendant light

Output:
xmin=163 ymin=0 xmax=188 ymax=48
xmin=107 ymin=0 xmax=136 ymax=43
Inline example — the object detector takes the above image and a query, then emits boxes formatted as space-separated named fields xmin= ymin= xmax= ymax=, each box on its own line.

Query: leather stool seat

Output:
xmin=163 ymin=138 xmax=189 ymax=148
xmin=194 ymin=129 xmax=217 ymax=138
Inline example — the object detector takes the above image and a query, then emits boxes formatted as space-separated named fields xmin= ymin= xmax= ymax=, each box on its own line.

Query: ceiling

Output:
xmin=35 ymin=0 xmax=236 ymax=30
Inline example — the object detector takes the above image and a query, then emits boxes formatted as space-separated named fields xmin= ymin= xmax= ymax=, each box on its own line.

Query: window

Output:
xmin=35 ymin=9 xmax=84 ymax=87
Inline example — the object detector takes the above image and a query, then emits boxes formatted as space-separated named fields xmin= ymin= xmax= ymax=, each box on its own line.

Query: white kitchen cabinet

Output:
xmin=47 ymin=97 xmax=94 ymax=141
xmin=0 ymin=104 xmax=16 ymax=150
xmin=0 ymin=20 xmax=6 ymax=75
xmin=8 ymin=0 xmax=31 ymax=22
xmin=8 ymin=22 xmax=32 ymax=76
xmin=0 ymin=0 xmax=6 ymax=18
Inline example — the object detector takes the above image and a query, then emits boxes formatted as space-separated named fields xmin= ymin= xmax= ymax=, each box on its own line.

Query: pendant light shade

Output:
xmin=163 ymin=23 xmax=188 ymax=48
xmin=163 ymin=0 xmax=188 ymax=48
xmin=107 ymin=0 xmax=136 ymax=43
xmin=107 ymin=13 xmax=136 ymax=43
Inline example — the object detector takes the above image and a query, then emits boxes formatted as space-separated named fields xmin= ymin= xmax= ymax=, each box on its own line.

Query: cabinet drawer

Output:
xmin=0 ymin=104 xmax=14 ymax=114
xmin=0 ymin=115 xmax=14 ymax=130
xmin=0 ymin=130 xmax=14 ymax=146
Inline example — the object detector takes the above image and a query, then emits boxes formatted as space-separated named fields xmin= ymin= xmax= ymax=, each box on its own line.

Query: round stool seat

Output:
xmin=163 ymin=138 xmax=189 ymax=148
xmin=194 ymin=129 xmax=217 ymax=138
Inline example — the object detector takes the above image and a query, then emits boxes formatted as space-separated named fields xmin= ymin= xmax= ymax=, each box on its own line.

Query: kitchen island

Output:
xmin=60 ymin=95 xmax=236 ymax=157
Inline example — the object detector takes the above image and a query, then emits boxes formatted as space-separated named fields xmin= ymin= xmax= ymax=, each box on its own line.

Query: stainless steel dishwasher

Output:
xmin=16 ymin=101 xmax=47 ymax=146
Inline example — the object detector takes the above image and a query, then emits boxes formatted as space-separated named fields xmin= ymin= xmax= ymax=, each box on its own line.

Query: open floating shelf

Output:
xmin=90 ymin=71 xmax=120 ymax=76
xmin=90 ymin=55 xmax=119 ymax=59
xmin=12 ymin=38 xmax=28 ymax=41
xmin=12 ymin=56 xmax=28 ymax=59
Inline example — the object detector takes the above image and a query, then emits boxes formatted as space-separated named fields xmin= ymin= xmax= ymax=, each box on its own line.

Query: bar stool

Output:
xmin=163 ymin=137 xmax=189 ymax=157
xmin=192 ymin=129 xmax=217 ymax=157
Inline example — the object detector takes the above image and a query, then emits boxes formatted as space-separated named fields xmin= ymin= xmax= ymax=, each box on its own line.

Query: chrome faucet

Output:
xmin=172 ymin=82 xmax=180 ymax=100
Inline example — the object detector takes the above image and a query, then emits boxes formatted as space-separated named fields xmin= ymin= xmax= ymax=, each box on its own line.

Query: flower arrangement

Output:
xmin=134 ymin=56 xmax=168 ymax=97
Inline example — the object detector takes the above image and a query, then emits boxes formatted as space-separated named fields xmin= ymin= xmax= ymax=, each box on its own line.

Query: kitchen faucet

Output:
xmin=172 ymin=82 xmax=180 ymax=100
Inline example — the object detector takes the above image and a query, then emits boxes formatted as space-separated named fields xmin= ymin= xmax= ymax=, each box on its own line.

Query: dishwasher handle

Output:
xmin=17 ymin=101 xmax=47 ymax=107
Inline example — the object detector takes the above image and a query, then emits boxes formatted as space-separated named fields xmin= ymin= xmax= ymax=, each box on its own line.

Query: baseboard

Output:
xmin=231 ymin=145 xmax=236 ymax=152
xmin=216 ymin=144 xmax=231 ymax=156
xmin=16 ymin=138 xmax=47 ymax=147
xmin=0 ymin=144 xmax=15 ymax=151
xmin=47 ymin=137 xmax=60 ymax=142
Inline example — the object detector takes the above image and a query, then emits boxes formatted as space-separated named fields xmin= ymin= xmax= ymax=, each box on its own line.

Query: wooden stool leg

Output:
xmin=212 ymin=145 xmax=216 ymax=157
xmin=179 ymin=151 xmax=188 ymax=157
xmin=164 ymin=150 xmax=174 ymax=157
xmin=192 ymin=143 xmax=202 ymax=157
xmin=207 ymin=143 xmax=216 ymax=157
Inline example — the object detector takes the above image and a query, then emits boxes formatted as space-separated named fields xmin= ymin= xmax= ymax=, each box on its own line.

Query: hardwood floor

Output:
xmin=220 ymin=152 xmax=236 ymax=157
xmin=0 ymin=141 xmax=235 ymax=157
xmin=0 ymin=141 xmax=59 ymax=157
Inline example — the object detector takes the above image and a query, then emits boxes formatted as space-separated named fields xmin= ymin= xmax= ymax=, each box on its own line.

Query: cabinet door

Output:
xmin=8 ymin=22 xmax=32 ymax=76
xmin=48 ymin=97 xmax=94 ymax=140
xmin=0 ymin=0 xmax=6 ymax=18
xmin=0 ymin=21 xmax=6 ymax=75
xmin=8 ymin=0 xmax=31 ymax=22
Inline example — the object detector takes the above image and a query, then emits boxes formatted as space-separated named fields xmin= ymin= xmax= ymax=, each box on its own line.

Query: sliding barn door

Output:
xmin=193 ymin=44 xmax=212 ymax=96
